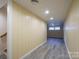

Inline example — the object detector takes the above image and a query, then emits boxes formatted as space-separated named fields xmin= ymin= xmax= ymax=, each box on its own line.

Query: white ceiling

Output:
xmin=0 ymin=0 xmax=7 ymax=8
xmin=14 ymin=0 xmax=72 ymax=22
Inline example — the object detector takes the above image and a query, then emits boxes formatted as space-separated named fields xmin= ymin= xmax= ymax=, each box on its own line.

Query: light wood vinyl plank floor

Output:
xmin=24 ymin=38 xmax=70 ymax=59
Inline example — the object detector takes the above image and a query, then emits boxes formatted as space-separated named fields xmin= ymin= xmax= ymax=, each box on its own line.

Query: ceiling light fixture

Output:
xmin=31 ymin=0 xmax=39 ymax=3
xmin=50 ymin=17 xmax=54 ymax=20
xmin=31 ymin=0 xmax=39 ymax=6
xmin=45 ymin=10 xmax=50 ymax=14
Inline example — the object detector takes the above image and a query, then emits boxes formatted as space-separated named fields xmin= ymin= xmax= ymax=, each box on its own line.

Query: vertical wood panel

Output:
xmin=12 ymin=2 xmax=47 ymax=59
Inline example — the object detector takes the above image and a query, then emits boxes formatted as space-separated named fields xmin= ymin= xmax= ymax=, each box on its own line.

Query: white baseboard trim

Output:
xmin=20 ymin=41 xmax=47 ymax=59
xmin=64 ymin=29 xmax=72 ymax=59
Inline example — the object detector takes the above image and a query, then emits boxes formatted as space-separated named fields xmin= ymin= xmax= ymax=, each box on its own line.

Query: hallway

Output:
xmin=0 ymin=0 xmax=79 ymax=59
xmin=7 ymin=0 xmax=79 ymax=59
xmin=24 ymin=38 xmax=70 ymax=59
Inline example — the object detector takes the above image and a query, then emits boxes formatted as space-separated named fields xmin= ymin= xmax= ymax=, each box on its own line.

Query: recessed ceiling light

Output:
xmin=45 ymin=10 xmax=50 ymax=14
xmin=50 ymin=17 xmax=54 ymax=20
